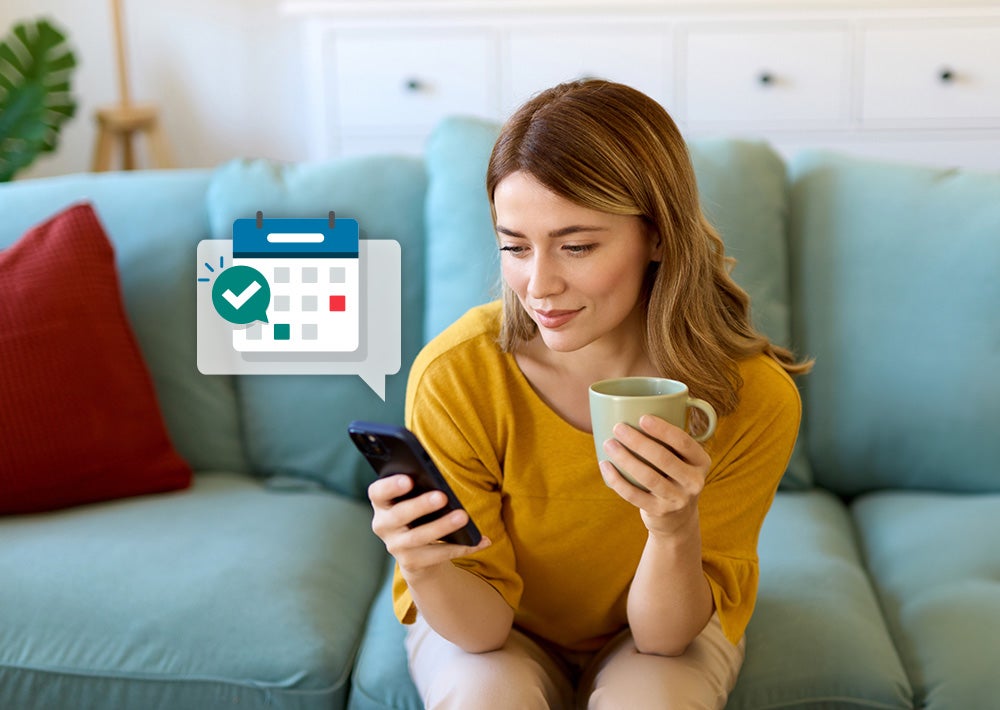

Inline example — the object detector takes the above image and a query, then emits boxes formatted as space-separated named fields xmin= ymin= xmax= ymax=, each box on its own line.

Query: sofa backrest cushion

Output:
xmin=0 ymin=170 xmax=248 ymax=477
xmin=206 ymin=155 xmax=428 ymax=500
xmin=424 ymin=117 xmax=505 ymax=339
xmin=421 ymin=116 xmax=812 ymax=490
xmin=790 ymin=152 xmax=1000 ymax=495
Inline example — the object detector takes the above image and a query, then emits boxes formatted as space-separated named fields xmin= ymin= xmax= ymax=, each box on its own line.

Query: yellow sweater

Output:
xmin=395 ymin=301 xmax=801 ymax=651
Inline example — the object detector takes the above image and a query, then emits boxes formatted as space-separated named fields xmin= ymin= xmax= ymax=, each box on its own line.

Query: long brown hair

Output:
xmin=486 ymin=79 xmax=811 ymax=415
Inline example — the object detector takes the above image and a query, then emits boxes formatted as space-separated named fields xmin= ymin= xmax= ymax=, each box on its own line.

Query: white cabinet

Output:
xmin=284 ymin=2 xmax=1000 ymax=169
xmin=505 ymin=25 xmax=673 ymax=116
xmin=862 ymin=24 xmax=1000 ymax=124
xmin=333 ymin=32 xmax=497 ymax=130
xmin=328 ymin=30 xmax=497 ymax=154
xmin=682 ymin=25 xmax=850 ymax=126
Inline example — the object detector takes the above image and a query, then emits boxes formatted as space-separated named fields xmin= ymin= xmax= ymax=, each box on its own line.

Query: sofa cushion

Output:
xmin=790 ymin=152 xmax=1000 ymax=495
xmin=423 ymin=116 xmax=504 ymax=340
xmin=422 ymin=116 xmax=812 ymax=489
xmin=0 ymin=169 xmax=247 ymax=477
xmin=348 ymin=561 xmax=420 ymax=710
xmin=206 ymin=156 xmax=428 ymax=500
xmin=728 ymin=489 xmax=912 ymax=709
xmin=0 ymin=473 xmax=387 ymax=710
xmin=852 ymin=491 xmax=1000 ymax=710
xmin=0 ymin=203 xmax=192 ymax=514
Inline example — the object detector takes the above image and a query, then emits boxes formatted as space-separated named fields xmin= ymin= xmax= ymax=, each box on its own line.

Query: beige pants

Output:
xmin=405 ymin=613 xmax=745 ymax=709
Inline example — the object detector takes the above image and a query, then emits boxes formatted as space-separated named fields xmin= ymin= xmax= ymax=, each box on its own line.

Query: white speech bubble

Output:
xmin=196 ymin=239 xmax=401 ymax=400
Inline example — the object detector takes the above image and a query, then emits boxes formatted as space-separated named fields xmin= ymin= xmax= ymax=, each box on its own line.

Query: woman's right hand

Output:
xmin=368 ymin=474 xmax=490 ymax=577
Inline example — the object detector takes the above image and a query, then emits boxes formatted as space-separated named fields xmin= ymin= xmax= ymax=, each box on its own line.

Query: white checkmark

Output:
xmin=222 ymin=280 xmax=262 ymax=309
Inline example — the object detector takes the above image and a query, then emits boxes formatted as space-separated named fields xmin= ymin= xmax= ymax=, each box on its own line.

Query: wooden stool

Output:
xmin=92 ymin=103 xmax=172 ymax=171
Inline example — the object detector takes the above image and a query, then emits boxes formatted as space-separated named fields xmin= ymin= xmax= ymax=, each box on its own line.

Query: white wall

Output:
xmin=2 ymin=0 xmax=309 ymax=179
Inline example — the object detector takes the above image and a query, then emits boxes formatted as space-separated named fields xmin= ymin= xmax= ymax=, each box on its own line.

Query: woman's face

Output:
xmin=493 ymin=170 xmax=660 ymax=354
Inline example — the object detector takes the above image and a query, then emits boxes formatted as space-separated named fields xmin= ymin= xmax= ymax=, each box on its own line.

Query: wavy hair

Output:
xmin=486 ymin=79 xmax=811 ymax=415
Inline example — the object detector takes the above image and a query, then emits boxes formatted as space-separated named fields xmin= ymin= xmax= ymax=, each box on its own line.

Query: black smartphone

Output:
xmin=348 ymin=420 xmax=483 ymax=547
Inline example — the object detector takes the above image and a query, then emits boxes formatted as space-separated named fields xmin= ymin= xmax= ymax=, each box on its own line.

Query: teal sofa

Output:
xmin=1 ymin=116 xmax=997 ymax=710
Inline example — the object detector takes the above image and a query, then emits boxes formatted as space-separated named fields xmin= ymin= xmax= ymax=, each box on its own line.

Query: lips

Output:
xmin=533 ymin=308 xmax=581 ymax=329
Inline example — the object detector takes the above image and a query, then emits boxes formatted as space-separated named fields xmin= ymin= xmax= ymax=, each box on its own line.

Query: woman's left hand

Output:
xmin=599 ymin=414 xmax=712 ymax=537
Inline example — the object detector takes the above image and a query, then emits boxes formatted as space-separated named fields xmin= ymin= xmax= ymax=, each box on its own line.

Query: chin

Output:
xmin=537 ymin=330 xmax=588 ymax=353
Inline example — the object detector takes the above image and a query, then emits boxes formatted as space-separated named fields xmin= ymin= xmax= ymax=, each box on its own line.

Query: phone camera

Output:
xmin=355 ymin=432 xmax=390 ymax=461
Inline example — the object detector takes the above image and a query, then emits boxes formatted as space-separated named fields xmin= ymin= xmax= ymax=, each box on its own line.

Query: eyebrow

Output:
xmin=495 ymin=225 xmax=610 ymax=238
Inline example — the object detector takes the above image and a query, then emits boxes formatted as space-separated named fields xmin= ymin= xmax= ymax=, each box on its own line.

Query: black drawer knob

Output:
xmin=404 ymin=77 xmax=424 ymax=92
xmin=758 ymin=71 xmax=774 ymax=86
xmin=939 ymin=68 xmax=955 ymax=83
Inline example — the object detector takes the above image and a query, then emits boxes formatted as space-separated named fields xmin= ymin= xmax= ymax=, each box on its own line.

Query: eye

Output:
xmin=499 ymin=245 xmax=526 ymax=255
xmin=564 ymin=244 xmax=596 ymax=255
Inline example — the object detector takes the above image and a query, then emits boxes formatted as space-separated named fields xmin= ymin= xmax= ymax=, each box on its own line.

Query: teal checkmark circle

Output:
xmin=211 ymin=265 xmax=271 ymax=324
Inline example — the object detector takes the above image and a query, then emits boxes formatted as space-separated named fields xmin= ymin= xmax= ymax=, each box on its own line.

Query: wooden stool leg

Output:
xmin=92 ymin=125 xmax=114 ymax=172
xmin=121 ymin=131 xmax=135 ymax=170
xmin=147 ymin=121 xmax=173 ymax=169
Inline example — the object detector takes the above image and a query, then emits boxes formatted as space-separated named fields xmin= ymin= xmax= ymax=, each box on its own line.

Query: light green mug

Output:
xmin=588 ymin=377 xmax=718 ymax=491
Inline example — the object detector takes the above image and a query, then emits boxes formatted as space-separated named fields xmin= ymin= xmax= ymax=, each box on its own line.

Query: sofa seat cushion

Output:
xmin=0 ymin=473 xmax=387 ymax=710
xmin=348 ymin=561 xmax=419 ymax=710
xmin=852 ymin=491 xmax=1000 ymax=710
xmin=349 ymin=490 xmax=912 ymax=710
xmin=728 ymin=489 xmax=912 ymax=709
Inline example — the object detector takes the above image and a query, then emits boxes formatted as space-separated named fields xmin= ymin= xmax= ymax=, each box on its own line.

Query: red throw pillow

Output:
xmin=0 ymin=202 xmax=192 ymax=514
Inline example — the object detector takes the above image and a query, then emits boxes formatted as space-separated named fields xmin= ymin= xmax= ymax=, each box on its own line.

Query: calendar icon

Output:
xmin=196 ymin=213 xmax=401 ymax=399
xmin=232 ymin=213 xmax=360 ymax=354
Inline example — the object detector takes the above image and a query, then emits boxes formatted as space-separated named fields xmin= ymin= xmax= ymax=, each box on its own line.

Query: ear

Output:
xmin=647 ymin=227 xmax=664 ymax=263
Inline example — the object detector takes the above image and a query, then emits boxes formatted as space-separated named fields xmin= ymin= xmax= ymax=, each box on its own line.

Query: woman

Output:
xmin=369 ymin=79 xmax=811 ymax=709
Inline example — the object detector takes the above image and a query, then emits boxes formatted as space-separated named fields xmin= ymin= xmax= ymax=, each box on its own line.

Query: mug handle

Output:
xmin=685 ymin=398 xmax=717 ymax=442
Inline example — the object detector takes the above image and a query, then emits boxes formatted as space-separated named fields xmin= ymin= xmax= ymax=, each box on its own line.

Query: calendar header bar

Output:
xmin=233 ymin=217 xmax=359 ymax=258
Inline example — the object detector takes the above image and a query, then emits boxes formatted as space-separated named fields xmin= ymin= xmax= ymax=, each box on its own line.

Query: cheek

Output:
xmin=583 ymin=269 xmax=627 ymax=295
xmin=500 ymin=260 xmax=526 ymax=294
xmin=589 ymin=257 xmax=650 ymax=304
xmin=587 ymin=260 xmax=641 ymax=295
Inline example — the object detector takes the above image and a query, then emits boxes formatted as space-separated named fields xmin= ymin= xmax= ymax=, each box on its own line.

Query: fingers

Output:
xmin=388 ymin=505 xmax=490 ymax=571
xmin=601 ymin=416 xmax=709 ymax=496
xmin=368 ymin=473 xmax=413 ymax=509
xmin=633 ymin=415 xmax=709 ymax=468
xmin=400 ymin=506 xmax=468 ymax=547
xmin=368 ymin=474 xmax=489 ymax=568
xmin=369 ymin=474 xmax=448 ymax=533
xmin=599 ymin=458 xmax=653 ymax=506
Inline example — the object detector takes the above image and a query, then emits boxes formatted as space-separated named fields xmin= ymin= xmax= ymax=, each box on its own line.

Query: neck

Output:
xmin=524 ymin=309 xmax=658 ymax=384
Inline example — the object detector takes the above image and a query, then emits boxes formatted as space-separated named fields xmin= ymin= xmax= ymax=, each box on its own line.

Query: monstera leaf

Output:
xmin=0 ymin=18 xmax=77 ymax=181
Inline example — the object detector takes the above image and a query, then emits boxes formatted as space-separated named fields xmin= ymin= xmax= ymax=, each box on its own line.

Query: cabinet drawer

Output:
xmin=505 ymin=26 xmax=672 ymax=116
xmin=862 ymin=25 xmax=1000 ymax=123
xmin=683 ymin=26 xmax=850 ymax=125
xmin=331 ymin=31 xmax=497 ymax=130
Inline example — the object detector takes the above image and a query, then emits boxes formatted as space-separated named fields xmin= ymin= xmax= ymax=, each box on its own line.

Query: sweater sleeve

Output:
xmin=393 ymin=332 xmax=523 ymax=624
xmin=697 ymin=357 xmax=802 ymax=644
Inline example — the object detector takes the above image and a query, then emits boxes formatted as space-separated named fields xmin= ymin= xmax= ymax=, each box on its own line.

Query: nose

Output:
xmin=526 ymin=249 xmax=565 ymax=300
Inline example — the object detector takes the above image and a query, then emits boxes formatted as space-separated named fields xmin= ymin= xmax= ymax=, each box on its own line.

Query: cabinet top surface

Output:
xmin=281 ymin=0 xmax=1000 ymax=16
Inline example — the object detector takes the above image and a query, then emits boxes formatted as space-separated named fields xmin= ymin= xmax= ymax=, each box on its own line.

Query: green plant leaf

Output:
xmin=0 ymin=17 xmax=77 ymax=181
